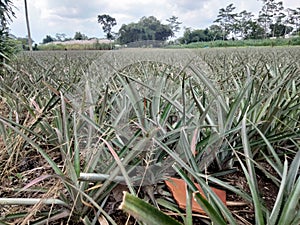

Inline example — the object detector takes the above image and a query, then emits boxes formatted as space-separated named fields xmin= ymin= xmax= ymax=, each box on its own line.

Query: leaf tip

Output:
xmin=118 ymin=191 xmax=128 ymax=210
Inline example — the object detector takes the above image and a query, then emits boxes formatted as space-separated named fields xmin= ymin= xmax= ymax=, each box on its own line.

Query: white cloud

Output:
xmin=9 ymin=0 xmax=300 ymax=43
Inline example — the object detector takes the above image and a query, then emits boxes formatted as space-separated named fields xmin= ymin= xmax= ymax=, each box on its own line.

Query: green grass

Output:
xmin=0 ymin=47 xmax=299 ymax=224
xmin=168 ymin=36 xmax=300 ymax=48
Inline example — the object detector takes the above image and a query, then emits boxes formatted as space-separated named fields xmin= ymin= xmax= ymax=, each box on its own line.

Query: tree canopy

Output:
xmin=167 ymin=16 xmax=182 ymax=37
xmin=42 ymin=35 xmax=55 ymax=44
xmin=118 ymin=16 xmax=173 ymax=44
xmin=98 ymin=14 xmax=117 ymax=40
xmin=115 ymin=1 xmax=300 ymax=45
xmin=211 ymin=0 xmax=299 ymax=40
xmin=74 ymin=32 xmax=88 ymax=40
xmin=179 ymin=26 xmax=223 ymax=44
xmin=175 ymin=0 xmax=300 ymax=45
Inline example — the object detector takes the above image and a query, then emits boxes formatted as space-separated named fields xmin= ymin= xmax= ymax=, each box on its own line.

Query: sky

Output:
xmin=9 ymin=0 xmax=299 ymax=43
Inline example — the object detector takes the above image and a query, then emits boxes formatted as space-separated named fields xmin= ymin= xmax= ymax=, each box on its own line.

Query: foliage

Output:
xmin=97 ymin=14 xmax=117 ymax=40
xmin=118 ymin=16 xmax=173 ymax=44
xmin=41 ymin=34 xmax=74 ymax=44
xmin=0 ymin=0 xmax=15 ymax=25
xmin=270 ymin=22 xmax=293 ymax=37
xmin=179 ymin=26 xmax=223 ymax=44
xmin=74 ymin=31 xmax=88 ymax=40
xmin=258 ymin=0 xmax=284 ymax=38
xmin=286 ymin=8 xmax=300 ymax=35
xmin=166 ymin=16 xmax=182 ymax=37
xmin=120 ymin=192 xmax=183 ymax=225
xmin=0 ymin=47 xmax=299 ymax=224
xmin=42 ymin=35 xmax=56 ymax=44
xmin=237 ymin=10 xmax=255 ymax=39
xmin=170 ymin=36 xmax=300 ymax=48
xmin=0 ymin=0 xmax=15 ymax=65
xmin=214 ymin=3 xmax=237 ymax=40
xmin=244 ymin=21 xmax=265 ymax=39
xmin=0 ymin=37 xmax=21 ymax=65
xmin=16 ymin=36 xmax=35 ymax=50
xmin=55 ymin=33 xmax=67 ymax=41
xmin=210 ymin=1 xmax=300 ymax=40
xmin=124 ymin=40 xmax=167 ymax=48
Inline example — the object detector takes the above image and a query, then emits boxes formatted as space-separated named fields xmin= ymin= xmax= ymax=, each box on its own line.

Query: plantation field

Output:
xmin=0 ymin=47 xmax=300 ymax=225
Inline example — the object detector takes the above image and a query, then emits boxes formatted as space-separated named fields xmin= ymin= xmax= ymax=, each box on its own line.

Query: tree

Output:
xmin=258 ymin=0 xmax=285 ymax=38
xmin=74 ymin=32 xmax=88 ymax=40
xmin=55 ymin=33 xmax=66 ymax=41
xmin=237 ymin=10 xmax=254 ymax=39
xmin=178 ymin=26 xmax=223 ymax=44
xmin=244 ymin=21 xmax=265 ymax=39
xmin=214 ymin=4 xmax=238 ymax=40
xmin=180 ymin=27 xmax=192 ymax=44
xmin=270 ymin=22 xmax=293 ymax=37
xmin=97 ymin=14 xmax=117 ymax=40
xmin=167 ymin=16 xmax=182 ymax=37
xmin=24 ymin=0 xmax=32 ymax=51
xmin=271 ymin=2 xmax=285 ymax=37
xmin=295 ymin=8 xmax=300 ymax=35
xmin=286 ymin=8 xmax=300 ymax=35
xmin=42 ymin=35 xmax=55 ymax=44
xmin=118 ymin=16 xmax=173 ymax=44
xmin=208 ymin=25 xmax=223 ymax=41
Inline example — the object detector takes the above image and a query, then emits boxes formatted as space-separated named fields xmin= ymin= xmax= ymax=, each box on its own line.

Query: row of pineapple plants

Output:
xmin=0 ymin=47 xmax=299 ymax=224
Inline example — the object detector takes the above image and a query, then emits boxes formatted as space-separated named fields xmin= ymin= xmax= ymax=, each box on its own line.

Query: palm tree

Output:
xmin=24 ymin=0 xmax=32 ymax=51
